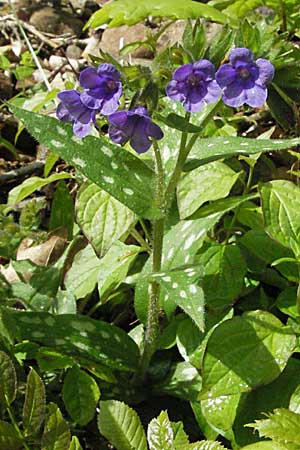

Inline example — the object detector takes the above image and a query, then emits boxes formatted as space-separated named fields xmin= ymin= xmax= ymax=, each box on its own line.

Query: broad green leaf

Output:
xmin=259 ymin=181 xmax=300 ymax=255
xmin=37 ymin=348 xmax=75 ymax=372
xmin=50 ymin=181 xmax=74 ymax=240
xmin=41 ymin=403 xmax=71 ymax=450
xmin=178 ymin=162 xmax=240 ymax=219
xmin=8 ymin=172 xmax=72 ymax=206
xmin=186 ymin=136 xmax=300 ymax=170
xmin=63 ymin=367 xmax=100 ymax=426
xmin=289 ymin=385 xmax=300 ymax=414
xmin=98 ymin=400 xmax=147 ymax=450
xmin=248 ymin=408 xmax=300 ymax=450
xmin=201 ymin=392 xmax=241 ymax=433
xmin=0 ymin=308 xmax=140 ymax=372
xmin=196 ymin=244 xmax=247 ymax=309
xmin=176 ymin=318 xmax=204 ymax=369
xmin=86 ymin=0 xmax=235 ymax=29
xmin=0 ymin=351 xmax=16 ymax=405
xmin=11 ymin=106 xmax=160 ymax=220
xmin=68 ymin=437 xmax=83 ymax=450
xmin=154 ymin=361 xmax=202 ymax=401
xmin=64 ymin=244 xmax=101 ymax=300
xmin=135 ymin=212 xmax=224 ymax=323
xmin=147 ymin=410 xmax=174 ymax=450
xmin=191 ymin=193 xmax=258 ymax=220
xmin=23 ymin=368 xmax=46 ymax=436
xmin=182 ymin=440 xmax=228 ymax=449
xmin=240 ymin=442 xmax=286 ymax=450
xmin=149 ymin=267 xmax=205 ymax=330
xmin=172 ymin=421 xmax=189 ymax=448
xmin=0 ymin=421 xmax=22 ymax=450
xmin=76 ymin=182 xmax=136 ymax=257
xmin=201 ymin=311 xmax=296 ymax=399
xmin=276 ymin=287 xmax=298 ymax=319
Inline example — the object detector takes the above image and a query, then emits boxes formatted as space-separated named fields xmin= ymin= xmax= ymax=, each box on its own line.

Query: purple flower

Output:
xmin=108 ymin=106 xmax=163 ymax=153
xmin=216 ymin=48 xmax=274 ymax=108
xmin=56 ymin=90 xmax=96 ymax=138
xmin=166 ymin=60 xmax=221 ymax=113
xmin=79 ymin=63 xmax=122 ymax=115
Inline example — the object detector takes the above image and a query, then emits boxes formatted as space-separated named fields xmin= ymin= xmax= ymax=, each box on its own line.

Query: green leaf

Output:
xmin=23 ymin=368 xmax=46 ymax=436
xmin=191 ymin=194 xmax=258 ymax=220
xmin=178 ymin=161 xmax=240 ymax=219
xmin=11 ymin=106 xmax=160 ymax=220
xmin=0 ymin=351 xmax=16 ymax=405
xmin=176 ymin=318 xmax=204 ymax=369
xmin=8 ymin=172 xmax=72 ymax=206
xmin=259 ymin=180 xmax=300 ymax=255
xmin=50 ymin=181 xmax=75 ymax=240
xmin=185 ymin=136 xmax=300 ymax=170
xmin=182 ymin=440 xmax=228 ymax=449
xmin=147 ymin=410 xmax=174 ymax=450
xmin=0 ymin=421 xmax=22 ymax=450
xmin=201 ymin=392 xmax=241 ymax=433
xmin=86 ymin=0 xmax=236 ymax=29
xmin=240 ymin=442 xmax=286 ymax=450
xmin=172 ymin=421 xmax=189 ymax=449
xmin=247 ymin=408 xmax=300 ymax=450
xmin=200 ymin=311 xmax=296 ymax=399
xmin=98 ymin=400 xmax=147 ymax=450
xmin=0 ymin=308 xmax=140 ymax=372
xmin=76 ymin=182 xmax=136 ymax=257
xmin=196 ymin=244 xmax=247 ymax=309
xmin=63 ymin=367 xmax=100 ymax=426
xmin=41 ymin=403 xmax=71 ymax=450
xmin=68 ymin=437 xmax=83 ymax=450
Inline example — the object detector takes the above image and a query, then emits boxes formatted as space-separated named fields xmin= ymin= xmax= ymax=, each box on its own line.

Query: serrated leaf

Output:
xmin=259 ymin=180 xmax=300 ymax=255
xmin=86 ymin=0 xmax=235 ymax=29
xmin=98 ymin=400 xmax=147 ymax=450
xmin=8 ymin=172 xmax=72 ymax=206
xmin=68 ymin=437 xmax=83 ymax=450
xmin=147 ymin=410 xmax=174 ymax=450
xmin=185 ymin=136 xmax=300 ymax=170
xmin=0 ymin=308 xmax=140 ymax=372
xmin=41 ymin=403 xmax=71 ymax=450
xmin=63 ymin=367 xmax=100 ymax=426
xmin=240 ymin=442 xmax=286 ymax=450
xmin=11 ymin=106 xmax=161 ymax=220
xmin=172 ymin=421 xmax=189 ymax=449
xmin=23 ymin=368 xmax=46 ymax=436
xmin=178 ymin=161 xmax=240 ymax=219
xmin=76 ymin=182 xmax=136 ymax=257
xmin=201 ymin=311 xmax=296 ymax=400
xmin=183 ymin=441 xmax=228 ymax=450
xmin=247 ymin=408 xmax=300 ymax=450
xmin=0 ymin=420 xmax=22 ymax=450
xmin=0 ymin=351 xmax=16 ymax=405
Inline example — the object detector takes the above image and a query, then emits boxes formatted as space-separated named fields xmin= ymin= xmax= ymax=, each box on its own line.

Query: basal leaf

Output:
xmin=0 ymin=421 xmax=22 ymax=450
xmin=86 ymin=0 xmax=235 ymax=29
xmin=41 ymin=403 xmax=71 ymax=450
xmin=63 ymin=367 xmax=100 ymax=426
xmin=76 ymin=182 xmax=136 ymax=257
xmin=147 ymin=410 xmax=174 ymax=450
xmin=0 ymin=308 xmax=140 ymax=372
xmin=0 ymin=351 xmax=16 ymax=405
xmin=178 ymin=161 xmax=240 ymax=219
xmin=185 ymin=136 xmax=300 ymax=170
xmin=259 ymin=180 xmax=300 ymax=255
xmin=98 ymin=400 xmax=147 ymax=450
xmin=23 ymin=368 xmax=46 ymax=436
xmin=200 ymin=311 xmax=296 ymax=399
xmin=11 ymin=106 xmax=160 ymax=220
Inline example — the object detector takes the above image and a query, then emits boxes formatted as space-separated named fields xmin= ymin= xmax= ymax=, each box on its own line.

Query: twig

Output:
xmin=0 ymin=161 xmax=44 ymax=184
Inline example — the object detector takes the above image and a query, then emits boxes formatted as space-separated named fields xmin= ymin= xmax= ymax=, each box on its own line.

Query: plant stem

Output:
xmin=130 ymin=228 xmax=152 ymax=253
xmin=137 ymin=141 xmax=165 ymax=381
xmin=6 ymin=398 xmax=31 ymax=450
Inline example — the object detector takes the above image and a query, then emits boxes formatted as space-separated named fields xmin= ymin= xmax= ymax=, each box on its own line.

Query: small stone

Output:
xmin=66 ymin=44 xmax=82 ymax=60
xmin=30 ymin=7 xmax=83 ymax=36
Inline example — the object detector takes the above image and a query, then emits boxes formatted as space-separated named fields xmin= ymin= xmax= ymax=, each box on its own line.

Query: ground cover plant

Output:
xmin=1 ymin=0 xmax=300 ymax=448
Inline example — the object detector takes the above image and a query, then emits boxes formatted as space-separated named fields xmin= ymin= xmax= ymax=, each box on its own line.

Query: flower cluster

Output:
xmin=56 ymin=47 xmax=274 ymax=153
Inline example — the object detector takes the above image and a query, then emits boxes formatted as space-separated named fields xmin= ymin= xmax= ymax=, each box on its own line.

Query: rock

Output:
xmin=157 ymin=20 xmax=186 ymax=50
xmin=29 ymin=7 xmax=83 ymax=36
xmin=66 ymin=44 xmax=82 ymax=60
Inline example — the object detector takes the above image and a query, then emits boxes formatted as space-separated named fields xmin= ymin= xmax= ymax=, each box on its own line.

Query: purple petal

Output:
xmin=245 ymin=84 xmax=267 ymax=107
xmin=129 ymin=106 xmax=148 ymax=117
xmin=73 ymin=121 xmax=91 ymax=138
xmin=146 ymin=121 xmax=163 ymax=140
xmin=100 ymin=95 xmax=120 ymax=115
xmin=108 ymin=111 xmax=129 ymax=128
xmin=193 ymin=59 xmax=215 ymax=80
xmin=56 ymin=103 xmax=73 ymax=122
xmin=203 ymin=80 xmax=221 ymax=103
xmin=79 ymin=67 xmax=100 ymax=89
xmin=80 ymin=91 xmax=103 ymax=110
xmin=108 ymin=124 xmax=128 ymax=145
xmin=222 ymin=89 xmax=246 ymax=107
xmin=256 ymin=58 xmax=274 ymax=85
xmin=183 ymin=98 xmax=205 ymax=113
xmin=173 ymin=64 xmax=193 ymax=81
xmin=130 ymin=120 xmax=152 ymax=153
xmin=216 ymin=64 xmax=236 ymax=87
xmin=97 ymin=63 xmax=121 ymax=81
xmin=229 ymin=48 xmax=254 ymax=66
xmin=57 ymin=90 xmax=80 ymax=104
xmin=166 ymin=80 xmax=187 ymax=102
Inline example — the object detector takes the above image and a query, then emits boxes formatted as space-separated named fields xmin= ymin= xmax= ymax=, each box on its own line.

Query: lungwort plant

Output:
xmin=2 ymin=10 xmax=300 ymax=450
